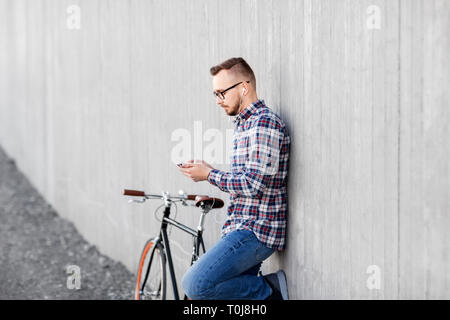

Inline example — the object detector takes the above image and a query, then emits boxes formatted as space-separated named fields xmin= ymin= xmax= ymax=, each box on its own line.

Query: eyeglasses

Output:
xmin=213 ymin=81 xmax=250 ymax=100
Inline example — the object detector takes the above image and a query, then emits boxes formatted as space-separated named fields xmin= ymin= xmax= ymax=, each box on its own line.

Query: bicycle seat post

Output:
xmin=197 ymin=203 xmax=213 ymax=232
xmin=197 ymin=212 xmax=207 ymax=233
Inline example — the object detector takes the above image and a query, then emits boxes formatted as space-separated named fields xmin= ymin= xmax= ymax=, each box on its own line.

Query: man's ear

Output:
xmin=242 ymin=82 xmax=248 ymax=95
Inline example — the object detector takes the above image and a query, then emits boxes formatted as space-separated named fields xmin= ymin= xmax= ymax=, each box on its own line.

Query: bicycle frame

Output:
xmin=158 ymin=203 xmax=207 ymax=300
xmin=125 ymin=189 xmax=223 ymax=300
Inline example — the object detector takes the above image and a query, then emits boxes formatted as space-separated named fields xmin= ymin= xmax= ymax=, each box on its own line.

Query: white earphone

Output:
xmin=239 ymin=87 xmax=245 ymax=108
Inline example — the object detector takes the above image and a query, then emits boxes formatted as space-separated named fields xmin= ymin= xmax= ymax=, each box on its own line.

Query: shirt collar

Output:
xmin=233 ymin=99 xmax=265 ymax=125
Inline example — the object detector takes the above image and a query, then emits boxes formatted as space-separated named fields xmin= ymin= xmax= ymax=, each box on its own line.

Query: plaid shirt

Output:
xmin=207 ymin=99 xmax=290 ymax=251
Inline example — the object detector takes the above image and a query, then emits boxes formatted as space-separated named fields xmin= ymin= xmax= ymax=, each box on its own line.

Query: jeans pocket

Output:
xmin=255 ymin=243 xmax=275 ymax=262
xmin=235 ymin=229 xmax=256 ymax=245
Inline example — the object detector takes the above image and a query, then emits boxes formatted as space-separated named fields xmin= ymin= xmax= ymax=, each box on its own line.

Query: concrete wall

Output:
xmin=0 ymin=0 xmax=448 ymax=299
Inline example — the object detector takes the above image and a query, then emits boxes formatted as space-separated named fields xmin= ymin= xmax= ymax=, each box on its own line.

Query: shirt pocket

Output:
xmin=233 ymin=134 xmax=250 ymax=165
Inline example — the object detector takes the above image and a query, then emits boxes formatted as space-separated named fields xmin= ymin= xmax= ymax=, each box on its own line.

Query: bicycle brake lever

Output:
xmin=128 ymin=198 xmax=146 ymax=204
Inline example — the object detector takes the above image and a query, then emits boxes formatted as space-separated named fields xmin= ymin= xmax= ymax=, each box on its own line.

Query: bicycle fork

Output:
xmin=160 ymin=206 xmax=180 ymax=300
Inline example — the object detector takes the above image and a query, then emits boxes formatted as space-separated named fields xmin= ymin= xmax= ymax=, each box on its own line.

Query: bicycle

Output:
xmin=123 ymin=188 xmax=224 ymax=300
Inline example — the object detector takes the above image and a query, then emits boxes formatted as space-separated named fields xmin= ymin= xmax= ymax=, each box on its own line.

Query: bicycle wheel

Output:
xmin=135 ymin=238 xmax=166 ymax=300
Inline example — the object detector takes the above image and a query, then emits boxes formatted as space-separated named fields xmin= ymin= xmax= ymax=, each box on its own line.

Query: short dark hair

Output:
xmin=210 ymin=57 xmax=256 ymax=88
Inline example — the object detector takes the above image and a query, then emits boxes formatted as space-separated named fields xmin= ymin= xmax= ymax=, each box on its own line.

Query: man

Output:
xmin=178 ymin=57 xmax=290 ymax=300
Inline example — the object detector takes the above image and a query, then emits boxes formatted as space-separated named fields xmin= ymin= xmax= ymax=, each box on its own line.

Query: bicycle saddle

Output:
xmin=194 ymin=196 xmax=224 ymax=209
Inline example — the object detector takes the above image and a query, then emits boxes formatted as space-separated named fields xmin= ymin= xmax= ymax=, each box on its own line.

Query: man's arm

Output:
xmin=207 ymin=116 xmax=282 ymax=198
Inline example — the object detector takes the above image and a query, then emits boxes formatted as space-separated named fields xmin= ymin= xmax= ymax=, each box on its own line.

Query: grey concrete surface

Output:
xmin=0 ymin=0 xmax=448 ymax=299
xmin=0 ymin=145 xmax=135 ymax=299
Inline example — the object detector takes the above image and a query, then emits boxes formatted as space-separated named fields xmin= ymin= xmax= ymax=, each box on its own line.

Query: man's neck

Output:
xmin=238 ymin=96 xmax=259 ymax=114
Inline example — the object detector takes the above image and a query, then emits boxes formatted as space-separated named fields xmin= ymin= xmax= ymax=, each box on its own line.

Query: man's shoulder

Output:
xmin=249 ymin=104 xmax=287 ymax=131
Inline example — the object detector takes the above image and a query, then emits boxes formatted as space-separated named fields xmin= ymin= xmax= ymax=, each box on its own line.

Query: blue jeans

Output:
xmin=181 ymin=229 xmax=275 ymax=300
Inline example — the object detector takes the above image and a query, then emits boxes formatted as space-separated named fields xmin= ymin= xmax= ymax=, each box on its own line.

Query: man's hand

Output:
xmin=177 ymin=160 xmax=213 ymax=182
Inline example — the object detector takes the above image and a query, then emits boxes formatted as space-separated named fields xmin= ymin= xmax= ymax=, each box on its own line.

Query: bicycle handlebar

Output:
xmin=123 ymin=188 xmax=224 ymax=210
xmin=123 ymin=189 xmax=204 ymax=201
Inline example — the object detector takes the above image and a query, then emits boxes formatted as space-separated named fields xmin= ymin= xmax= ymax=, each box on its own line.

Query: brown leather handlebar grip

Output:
xmin=123 ymin=189 xmax=146 ymax=197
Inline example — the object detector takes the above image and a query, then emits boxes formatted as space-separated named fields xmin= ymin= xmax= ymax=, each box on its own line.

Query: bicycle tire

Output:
xmin=135 ymin=238 xmax=167 ymax=300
